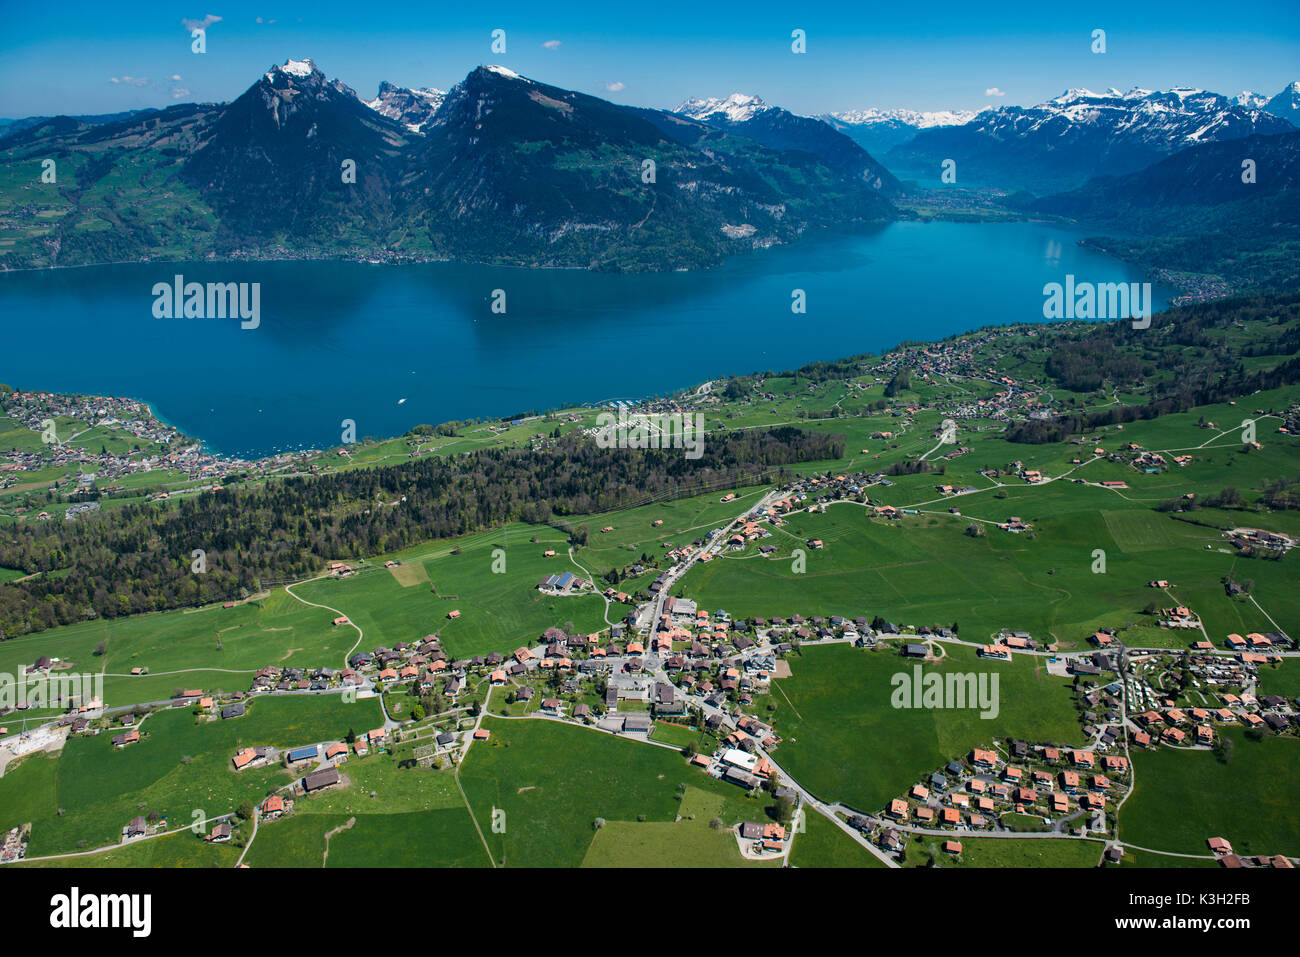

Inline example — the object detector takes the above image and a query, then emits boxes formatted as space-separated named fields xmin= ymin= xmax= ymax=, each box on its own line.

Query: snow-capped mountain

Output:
xmin=670 ymin=94 xmax=899 ymax=193
xmin=675 ymin=93 xmax=770 ymax=124
xmin=820 ymin=107 xmax=978 ymax=155
xmin=1266 ymin=81 xmax=1300 ymax=127
xmin=183 ymin=58 xmax=417 ymax=235
xmin=363 ymin=81 xmax=446 ymax=133
xmin=885 ymin=85 xmax=1296 ymax=192
xmin=1233 ymin=91 xmax=1271 ymax=109
xmin=829 ymin=107 xmax=977 ymax=129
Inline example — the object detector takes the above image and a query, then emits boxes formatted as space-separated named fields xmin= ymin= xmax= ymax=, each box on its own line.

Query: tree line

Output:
xmin=0 ymin=426 xmax=842 ymax=638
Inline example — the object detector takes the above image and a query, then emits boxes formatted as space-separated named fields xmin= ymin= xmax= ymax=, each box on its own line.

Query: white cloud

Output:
xmin=181 ymin=14 xmax=222 ymax=32
xmin=985 ymin=87 xmax=1006 ymax=97
xmin=171 ymin=88 xmax=191 ymax=99
xmin=542 ymin=40 xmax=562 ymax=50
xmin=110 ymin=76 xmax=150 ymax=87
xmin=605 ymin=81 xmax=625 ymax=92
xmin=170 ymin=74 xmax=183 ymax=82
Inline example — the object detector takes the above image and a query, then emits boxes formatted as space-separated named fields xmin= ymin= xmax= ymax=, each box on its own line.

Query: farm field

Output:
xmin=1120 ymin=730 xmax=1300 ymax=857
xmin=581 ymin=786 xmax=779 ymax=868
xmin=459 ymin=716 xmax=779 ymax=868
xmin=902 ymin=834 xmax=1104 ymax=868
xmin=758 ymin=643 xmax=1083 ymax=813
xmin=679 ymin=480 xmax=1296 ymax=651
xmin=0 ymin=694 xmax=382 ymax=858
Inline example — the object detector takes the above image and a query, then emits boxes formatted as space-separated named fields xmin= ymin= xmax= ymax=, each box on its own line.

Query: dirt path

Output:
xmin=321 ymin=816 xmax=356 ymax=866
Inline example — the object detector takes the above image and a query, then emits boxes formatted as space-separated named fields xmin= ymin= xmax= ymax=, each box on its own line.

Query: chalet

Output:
xmin=208 ymin=822 xmax=232 ymax=843
xmin=302 ymin=767 xmax=341 ymax=793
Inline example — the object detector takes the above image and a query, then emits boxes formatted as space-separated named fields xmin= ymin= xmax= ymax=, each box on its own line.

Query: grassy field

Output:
xmin=756 ymin=643 xmax=1083 ymax=813
xmin=679 ymin=488 xmax=1291 ymax=651
xmin=1120 ymin=729 xmax=1300 ymax=857
xmin=789 ymin=809 xmax=889 ymax=868
xmin=581 ymin=786 xmax=780 ymax=868
xmin=1 ymin=694 xmax=382 ymax=858
xmin=15 ymin=830 xmax=243 ymax=868
xmin=902 ymin=833 xmax=1104 ymax=868
xmin=459 ymin=716 xmax=778 ymax=868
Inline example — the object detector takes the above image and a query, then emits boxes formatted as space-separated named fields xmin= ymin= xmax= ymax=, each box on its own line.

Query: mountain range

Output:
xmin=820 ymin=107 xmax=979 ymax=156
xmin=672 ymin=82 xmax=1298 ymax=192
xmin=0 ymin=60 xmax=896 ymax=272
xmin=884 ymin=86 xmax=1296 ymax=192
xmin=670 ymin=94 xmax=899 ymax=192
xmin=3 ymin=66 xmax=1298 ymax=278
xmin=1020 ymin=129 xmax=1300 ymax=293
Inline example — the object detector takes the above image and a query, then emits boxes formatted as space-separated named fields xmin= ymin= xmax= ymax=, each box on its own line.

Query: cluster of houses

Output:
xmin=976 ymin=630 xmax=1039 ymax=660
xmin=860 ymin=742 xmax=1132 ymax=858
xmin=1156 ymin=605 xmax=1201 ymax=630
xmin=692 ymin=722 xmax=786 ymax=792
xmin=1207 ymin=837 xmax=1295 ymax=869
xmin=0 ymin=390 xmax=267 ymax=502
xmin=1225 ymin=527 xmax=1296 ymax=553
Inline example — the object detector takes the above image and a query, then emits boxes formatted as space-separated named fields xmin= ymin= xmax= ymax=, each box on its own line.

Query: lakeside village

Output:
xmin=5 ymin=324 xmax=1300 ymax=532
xmin=2 ymin=471 xmax=1296 ymax=864
xmin=0 ymin=390 xmax=296 ymax=513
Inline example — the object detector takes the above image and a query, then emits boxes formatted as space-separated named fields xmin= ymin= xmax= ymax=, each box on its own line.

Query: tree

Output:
xmin=236 ymin=801 xmax=254 ymax=820
xmin=774 ymin=795 xmax=795 ymax=824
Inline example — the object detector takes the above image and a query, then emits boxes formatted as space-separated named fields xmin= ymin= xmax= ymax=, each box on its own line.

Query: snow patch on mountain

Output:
xmin=676 ymin=94 xmax=770 ymax=124
xmin=829 ymin=107 xmax=977 ymax=129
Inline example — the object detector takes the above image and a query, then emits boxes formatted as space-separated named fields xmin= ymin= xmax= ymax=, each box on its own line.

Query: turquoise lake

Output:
xmin=0 ymin=220 xmax=1174 ymax=457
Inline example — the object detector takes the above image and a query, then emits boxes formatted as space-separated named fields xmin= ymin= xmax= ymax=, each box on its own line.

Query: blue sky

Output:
xmin=1 ymin=0 xmax=1297 ymax=118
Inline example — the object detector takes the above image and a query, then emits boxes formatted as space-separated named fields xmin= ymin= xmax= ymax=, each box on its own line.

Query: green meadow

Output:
xmin=1120 ymin=730 xmax=1300 ymax=857
xmin=758 ymin=643 xmax=1082 ymax=813
xmin=1 ymin=694 xmax=381 ymax=858
xmin=459 ymin=716 xmax=777 ymax=868
xmin=903 ymin=834 xmax=1104 ymax=868
xmin=680 ymin=475 xmax=1294 ymax=650
xmin=789 ymin=809 xmax=890 ymax=868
